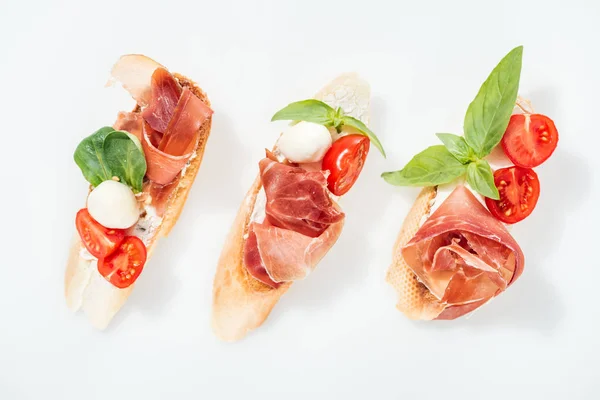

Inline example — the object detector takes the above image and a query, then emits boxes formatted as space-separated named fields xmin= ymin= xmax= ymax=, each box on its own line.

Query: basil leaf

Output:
xmin=341 ymin=115 xmax=386 ymax=157
xmin=466 ymin=159 xmax=499 ymax=200
xmin=73 ymin=126 xmax=115 ymax=187
xmin=103 ymin=131 xmax=147 ymax=193
xmin=436 ymin=133 xmax=474 ymax=164
xmin=464 ymin=46 xmax=523 ymax=158
xmin=382 ymin=145 xmax=467 ymax=186
xmin=271 ymin=99 xmax=335 ymax=126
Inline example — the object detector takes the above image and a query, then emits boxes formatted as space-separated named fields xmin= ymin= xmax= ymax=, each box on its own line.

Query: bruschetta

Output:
xmin=65 ymin=55 xmax=213 ymax=329
xmin=382 ymin=46 xmax=558 ymax=319
xmin=212 ymin=73 xmax=384 ymax=341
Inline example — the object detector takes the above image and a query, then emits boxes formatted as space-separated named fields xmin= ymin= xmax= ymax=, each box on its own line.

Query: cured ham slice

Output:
xmin=114 ymin=93 xmax=212 ymax=186
xmin=158 ymin=88 xmax=213 ymax=156
xmin=248 ymin=218 xmax=344 ymax=284
xmin=244 ymin=224 xmax=280 ymax=288
xmin=112 ymin=56 xmax=213 ymax=184
xmin=244 ymin=159 xmax=346 ymax=288
xmin=260 ymin=159 xmax=344 ymax=238
xmin=401 ymin=185 xmax=524 ymax=319
xmin=113 ymin=111 xmax=143 ymax=141
xmin=141 ymin=120 xmax=194 ymax=185
xmin=110 ymin=54 xmax=164 ymax=106
xmin=142 ymin=68 xmax=182 ymax=135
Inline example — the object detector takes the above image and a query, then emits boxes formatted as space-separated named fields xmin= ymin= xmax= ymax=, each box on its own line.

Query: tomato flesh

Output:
xmin=321 ymin=134 xmax=370 ymax=196
xmin=75 ymin=209 xmax=125 ymax=258
xmin=502 ymin=114 xmax=558 ymax=168
xmin=485 ymin=166 xmax=540 ymax=224
xmin=98 ymin=236 xmax=147 ymax=289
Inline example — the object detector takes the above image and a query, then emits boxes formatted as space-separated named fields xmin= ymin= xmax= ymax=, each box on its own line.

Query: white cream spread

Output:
xmin=250 ymin=188 xmax=267 ymax=224
xmin=132 ymin=204 xmax=163 ymax=246
xmin=79 ymin=247 xmax=97 ymax=261
xmin=180 ymin=151 xmax=197 ymax=177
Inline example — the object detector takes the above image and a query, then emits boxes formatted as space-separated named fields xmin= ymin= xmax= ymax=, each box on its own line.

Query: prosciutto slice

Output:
xmin=245 ymin=219 xmax=344 ymax=287
xmin=244 ymin=159 xmax=346 ymax=287
xmin=402 ymin=185 xmax=525 ymax=319
xmin=114 ymin=87 xmax=212 ymax=185
xmin=110 ymin=54 xmax=164 ymax=106
xmin=112 ymin=58 xmax=213 ymax=185
xmin=142 ymin=68 xmax=182 ymax=135
xmin=260 ymin=159 xmax=344 ymax=237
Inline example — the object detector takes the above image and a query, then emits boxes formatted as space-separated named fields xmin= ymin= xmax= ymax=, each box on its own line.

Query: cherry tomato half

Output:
xmin=502 ymin=114 xmax=558 ymax=168
xmin=321 ymin=134 xmax=370 ymax=196
xmin=485 ymin=166 xmax=540 ymax=224
xmin=75 ymin=208 xmax=125 ymax=258
xmin=97 ymin=236 xmax=147 ymax=289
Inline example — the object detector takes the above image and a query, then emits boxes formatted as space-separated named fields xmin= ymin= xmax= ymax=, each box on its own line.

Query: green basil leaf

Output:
xmin=271 ymin=99 xmax=336 ymax=126
xmin=382 ymin=145 xmax=467 ymax=186
xmin=73 ymin=126 xmax=115 ymax=187
xmin=436 ymin=133 xmax=474 ymax=164
xmin=103 ymin=131 xmax=147 ymax=193
xmin=466 ymin=159 xmax=499 ymax=200
xmin=341 ymin=115 xmax=386 ymax=157
xmin=464 ymin=46 xmax=523 ymax=158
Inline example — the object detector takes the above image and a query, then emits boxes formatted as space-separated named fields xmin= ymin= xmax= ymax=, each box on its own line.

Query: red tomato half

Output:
xmin=485 ymin=166 xmax=540 ymax=224
xmin=321 ymin=134 xmax=370 ymax=196
xmin=502 ymin=114 xmax=558 ymax=168
xmin=75 ymin=209 xmax=125 ymax=258
xmin=98 ymin=236 xmax=147 ymax=289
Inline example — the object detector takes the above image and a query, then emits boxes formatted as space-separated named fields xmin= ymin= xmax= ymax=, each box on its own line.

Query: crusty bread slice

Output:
xmin=64 ymin=74 xmax=212 ymax=329
xmin=211 ymin=73 xmax=370 ymax=341
xmin=385 ymin=187 xmax=447 ymax=320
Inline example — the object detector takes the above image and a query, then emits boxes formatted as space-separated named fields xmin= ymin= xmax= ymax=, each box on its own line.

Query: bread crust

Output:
xmin=385 ymin=187 xmax=446 ymax=320
xmin=211 ymin=176 xmax=291 ymax=341
xmin=64 ymin=73 xmax=212 ymax=329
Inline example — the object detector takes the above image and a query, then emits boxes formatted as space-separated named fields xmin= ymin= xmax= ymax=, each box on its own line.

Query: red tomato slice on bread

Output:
xmin=98 ymin=236 xmax=147 ymax=289
xmin=502 ymin=114 xmax=558 ymax=168
xmin=76 ymin=209 xmax=125 ymax=258
xmin=321 ymin=134 xmax=370 ymax=196
xmin=485 ymin=166 xmax=540 ymax=224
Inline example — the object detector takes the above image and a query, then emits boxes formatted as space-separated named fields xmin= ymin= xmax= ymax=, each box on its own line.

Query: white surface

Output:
xmin=1 ymin=0 xmax=598 ymax=398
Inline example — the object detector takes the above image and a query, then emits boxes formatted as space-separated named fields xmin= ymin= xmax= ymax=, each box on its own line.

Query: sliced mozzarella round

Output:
xmin=87 ymin=180 xmax=140 ymax=229
xmin=277 ymin=121 xmax=332 ymax=163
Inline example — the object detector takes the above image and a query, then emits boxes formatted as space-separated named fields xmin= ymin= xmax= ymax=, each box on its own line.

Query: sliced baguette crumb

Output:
xmin=64 ymin=73 xmax=212 ymax=329
xmin=385 ymin=186 xmax=446 ymax=320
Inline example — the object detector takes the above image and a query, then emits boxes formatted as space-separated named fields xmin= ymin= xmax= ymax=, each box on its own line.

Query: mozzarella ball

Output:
xmin=87 ymin=180 xmax=140 ymax=229
xmin=277 ymin=121 xmax=332 ymax=163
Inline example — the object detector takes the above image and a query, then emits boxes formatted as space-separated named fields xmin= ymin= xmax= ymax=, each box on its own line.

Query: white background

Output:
xmin=1 ymin=0 xmax=598 ymax=398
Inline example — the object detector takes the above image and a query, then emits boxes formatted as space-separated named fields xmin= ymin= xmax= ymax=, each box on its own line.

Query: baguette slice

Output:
xmin=65 ymin=73 xmax=212 ymax=329
xmin=212 ymin=73 xmax=370 ymax=341
xmin=385 ymin=186 xmax=447 ymax=320
xmin=386 ymin=99 xmax=532 ymax=320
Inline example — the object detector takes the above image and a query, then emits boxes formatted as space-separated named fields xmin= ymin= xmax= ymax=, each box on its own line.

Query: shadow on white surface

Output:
xmin=191 ymin=113 xmax=256 ymax=211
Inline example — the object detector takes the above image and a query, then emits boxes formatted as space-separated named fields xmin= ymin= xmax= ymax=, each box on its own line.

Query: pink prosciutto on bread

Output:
xmin=244 ymin=158 xmax=345 ymax=288
xmin=401 ymin=185 xmax=525 ymax=319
